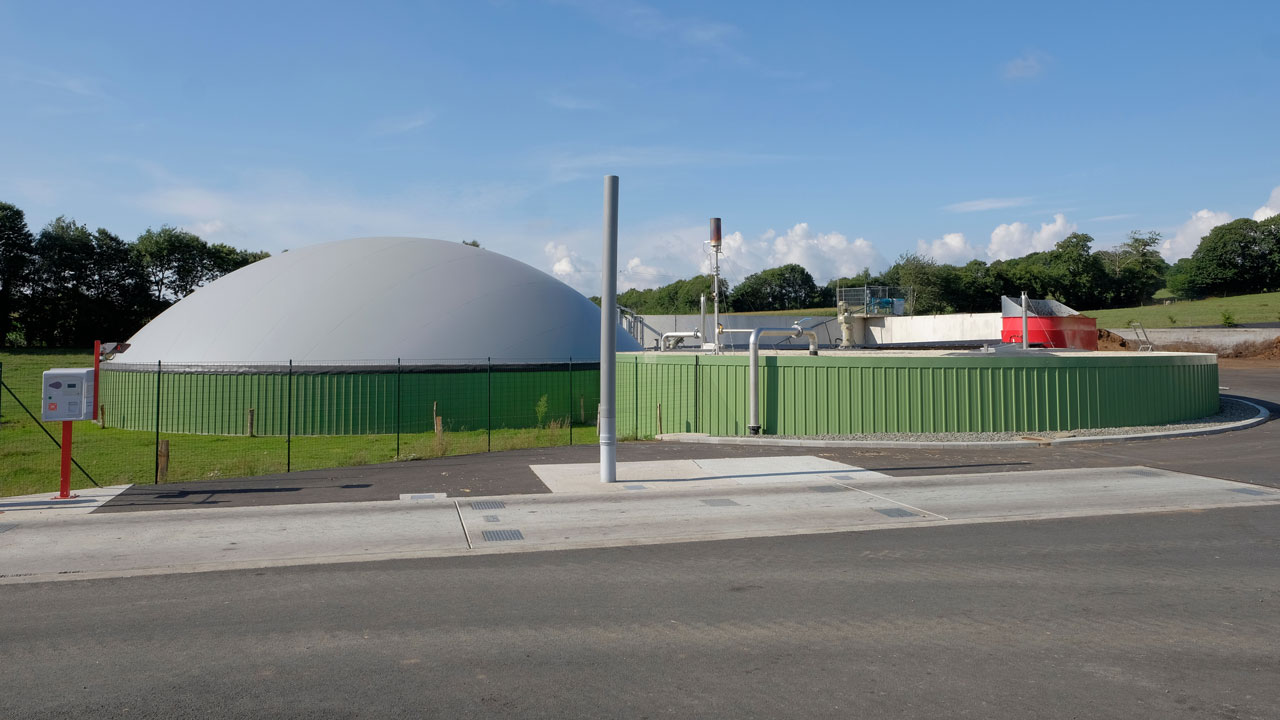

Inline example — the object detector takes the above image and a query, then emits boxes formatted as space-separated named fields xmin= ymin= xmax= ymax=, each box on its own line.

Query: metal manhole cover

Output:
xmin=481 ymin=529 xmax=524 ymax=542
xmin=701 ymin=499 xmax=740 ymax=507
xmin=875 ymin=507 xmax=917 ymax=518
xmin=471 ymin=501 xmax=506 ymax=510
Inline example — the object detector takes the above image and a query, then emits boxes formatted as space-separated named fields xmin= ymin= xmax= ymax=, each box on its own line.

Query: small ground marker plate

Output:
xmin=483 ymin=515 xmax=500 ymax=522
xmin=811 ymin=485 xmax=852 ymax=493
xmin=401 ymin=493 xmax=444 ymax=501
xmin=0 ymin=523 xmax=16 ymax=534
xmin=471 ymin=501 xmax=506 ymax=510
xmin=875 ymin=507 xmax=917 ymax=518
xmin=702 ymin=499 xmax=740 ymax=507
xmin=624 ymin=485 xmax=648 ymax=491
xmin=481 ymin=529 xmax=524 ymax=542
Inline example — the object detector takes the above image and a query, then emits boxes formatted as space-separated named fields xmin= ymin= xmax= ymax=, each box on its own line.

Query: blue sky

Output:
xmin=2 ymin=0 xmax=1277 ymax=294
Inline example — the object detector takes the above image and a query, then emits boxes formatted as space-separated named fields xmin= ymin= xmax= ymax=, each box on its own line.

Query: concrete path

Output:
xmin=3 ymin=459 xmax=1279 ymax=585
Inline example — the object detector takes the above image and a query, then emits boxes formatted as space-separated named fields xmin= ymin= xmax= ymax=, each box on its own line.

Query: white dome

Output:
xmin=112 ymin=237 xmax=641 ymax=364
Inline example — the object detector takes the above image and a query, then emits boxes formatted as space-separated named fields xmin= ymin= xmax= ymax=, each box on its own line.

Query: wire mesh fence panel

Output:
xmin=397 ymin=359 xmax=492 ymax=460
xmin=1 ymin=351 xmax=149 ymax=495
xmin=567 ymin=360 xmax=601 ymax=446
xmin=478 ymin=357 xmax=571 ymax=452
xmin=615 ymin=354 xmax=638 ymax=440
xmin=289 ymin=361 xmax=398 ymax=473
xmin=157 ymin=362 xmax=289 ymax=482
xmin=4 ymin=351 xmax=642 ymax=496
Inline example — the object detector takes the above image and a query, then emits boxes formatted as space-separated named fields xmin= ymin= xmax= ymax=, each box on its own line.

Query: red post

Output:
xmin=93 ymin=340 xmax=101 ymax=421
xmin=54 ymin=420 xmax=77 ymax=500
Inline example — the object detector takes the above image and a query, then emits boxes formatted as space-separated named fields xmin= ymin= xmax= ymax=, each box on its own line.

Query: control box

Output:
xmin=41 ymin=368 xmax=95 ymax=422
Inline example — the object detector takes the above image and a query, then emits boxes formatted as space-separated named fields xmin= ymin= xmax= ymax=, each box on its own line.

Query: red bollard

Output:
xmin=52 ymin=420 xmax=78 ymax=500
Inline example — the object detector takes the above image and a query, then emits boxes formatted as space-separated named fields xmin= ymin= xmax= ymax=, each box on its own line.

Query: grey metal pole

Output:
xmin=710 ymin=218 xmax=721 ymax=353
xmin=699 ymin=293 xmax=706 ymax=344
xmin=600 ymin=175 xmax=619 ymax=483
xmin=1021 ymin=290 xmax=1029 ymax=350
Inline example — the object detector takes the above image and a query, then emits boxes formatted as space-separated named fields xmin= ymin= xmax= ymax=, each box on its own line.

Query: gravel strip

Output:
xmin=771 ymin=397 xmax=1263 ymax=444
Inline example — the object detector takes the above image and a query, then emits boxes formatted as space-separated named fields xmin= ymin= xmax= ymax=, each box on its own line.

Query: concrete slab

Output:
xmin=0 ymin=501 xmax=470 ymax=582
xmin=530 ymin=455 xmax=885 ymax=493
xmin=0 ymin=485 xmax=131 ymax=517
xmin=851 ymin=466 xmax=1280 ymax=522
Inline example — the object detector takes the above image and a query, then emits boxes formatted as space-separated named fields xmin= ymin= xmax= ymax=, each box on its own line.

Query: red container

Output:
xmin=1001 ymin=315 xmax=1097 ymax=350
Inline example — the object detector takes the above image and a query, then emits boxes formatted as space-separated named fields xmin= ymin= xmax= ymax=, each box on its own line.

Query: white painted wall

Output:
xmin=634 ymin=312 xmax=1001 ymax=348
xmin=865 ymin=313 xmax=1002 ymax=346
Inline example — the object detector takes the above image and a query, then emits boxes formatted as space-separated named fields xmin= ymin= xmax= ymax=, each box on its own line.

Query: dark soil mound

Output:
xmin=1096 ymin=328 xmax=1130 ymax=351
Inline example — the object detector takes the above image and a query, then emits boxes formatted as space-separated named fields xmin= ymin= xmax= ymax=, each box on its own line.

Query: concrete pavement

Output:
xmin=4 ymin=458 xmax=1279 ymax=585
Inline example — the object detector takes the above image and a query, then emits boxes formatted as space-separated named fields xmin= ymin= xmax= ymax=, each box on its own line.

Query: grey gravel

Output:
xmin=773 ymin=397 xmax=1263 ymax=444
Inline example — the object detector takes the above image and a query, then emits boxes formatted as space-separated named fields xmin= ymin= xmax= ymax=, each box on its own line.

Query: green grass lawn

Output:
xmin=1 ymin=349 xmax=602 ymax=497
xmin=1081 ymin=290 xmax=1280 ymax=329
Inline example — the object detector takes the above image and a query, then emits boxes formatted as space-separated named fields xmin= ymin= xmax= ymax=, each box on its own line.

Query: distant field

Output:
xmin=1081 ymin=291 xmax=1280 ymax=329
xmin=0 ymin=349 xmax=597 ymax=497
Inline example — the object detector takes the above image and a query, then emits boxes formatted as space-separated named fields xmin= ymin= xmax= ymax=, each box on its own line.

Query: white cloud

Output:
xmin=1253 ymin=185 xmax=1280 ymax=222
xmin=1003 ymin=52 xmax=1048 ymax=80
xmin=543 ymin=240 xmax=597 ymax=288
xmin=1161 ymin=209 xmax=1233 ymax=261
xmin=986 ymin=213 xmax=1076 ymax=260
xmin=944 ymin=197 xmax=1031 ymax=213
xmin=765 ymin=223 xmax=884 ymax=281
xmin=917 ymin=232 xmax=979 ymax=264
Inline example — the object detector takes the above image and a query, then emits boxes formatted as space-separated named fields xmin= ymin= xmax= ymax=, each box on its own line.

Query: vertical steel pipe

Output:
xmin=600 ymin=176 xmax=619 ymax=483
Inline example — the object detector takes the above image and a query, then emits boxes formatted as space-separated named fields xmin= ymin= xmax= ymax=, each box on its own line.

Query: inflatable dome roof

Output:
xmin=111 ymin=237 xmax=641 ymax=364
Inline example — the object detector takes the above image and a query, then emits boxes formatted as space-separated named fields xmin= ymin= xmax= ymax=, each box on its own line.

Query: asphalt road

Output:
xmin=3 ymin=506 xmax=1278 ymax=718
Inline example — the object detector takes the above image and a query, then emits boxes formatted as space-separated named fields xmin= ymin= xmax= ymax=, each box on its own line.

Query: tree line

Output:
xmin=610 ymin=215 xmax=1280 ymax=315
xmin=0 ymin=201 xmax=268 ymax=348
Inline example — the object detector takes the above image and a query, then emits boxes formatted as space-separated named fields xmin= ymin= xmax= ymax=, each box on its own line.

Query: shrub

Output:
xmin=1220 ymin=310 xmax=1238 ymax=327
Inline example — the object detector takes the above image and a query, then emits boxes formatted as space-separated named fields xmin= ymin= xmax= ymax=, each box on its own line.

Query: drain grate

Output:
xmin=1229 ymin=487 xmax=1269 ymax=496
xmin=481 ymin=529 xmax=524 ymax=542
xmin=875 ymin=507 xmax=917 ymax=518
xmin=470 ymin=501 xmax=506 ymax=510
xmin=811 ymin=485 xmax=852 ymax=493
xmin=701 ymin=499 xmax=740 ymax=507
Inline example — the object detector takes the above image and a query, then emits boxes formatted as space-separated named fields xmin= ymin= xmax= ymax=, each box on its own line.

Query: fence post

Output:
xmin=567 ymin=356 xmax=572 ymax=446
xmin=634 ymin=355 xmax=639 ymax=439
xmin=287 ymin=359 xmax=293 ymax=473
xmin=155 ymin=360 xmax=161 ymax=484
xmin=396 ymin=358 xmax=401 ymax=459
xmin=486 ymin=357 xmax=492 ymax=453
xmin=694 ymin=354 xmax=700 ymax=434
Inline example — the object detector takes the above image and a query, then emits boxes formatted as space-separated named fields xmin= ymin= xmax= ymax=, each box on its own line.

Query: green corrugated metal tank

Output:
xmin=99 ymin=349 xmax=1218 ymax=439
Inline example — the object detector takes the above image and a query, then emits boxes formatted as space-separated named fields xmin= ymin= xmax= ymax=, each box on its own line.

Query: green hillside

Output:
xmin=1081 ymin=291 xmax=1280 ymax=329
